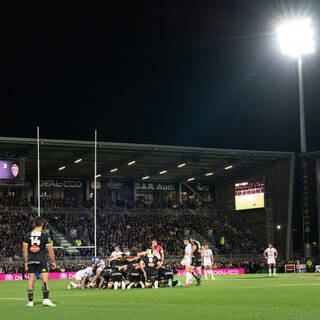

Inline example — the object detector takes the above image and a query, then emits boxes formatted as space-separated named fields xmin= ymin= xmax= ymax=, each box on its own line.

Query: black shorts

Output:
xmin=191 ymin=256 xmax=202 ymax=268
xmin=127 ymin=272 xmax=141 ymax=282
xmin=28 ymin=262 xmax=48 ymax=274
xmin=110 ymin=272 xmax=123 ymax=282
xmin=146 ymin=273 xmax=158 ymax=283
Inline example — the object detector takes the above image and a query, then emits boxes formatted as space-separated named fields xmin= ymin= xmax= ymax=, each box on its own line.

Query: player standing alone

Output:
xmin=202 ymin=244 xmax=215 ymax=280
xmin=23 ymin=217 xmax=56 ymax=307
xmin=264 ymin=243 xmax=278 ymax=277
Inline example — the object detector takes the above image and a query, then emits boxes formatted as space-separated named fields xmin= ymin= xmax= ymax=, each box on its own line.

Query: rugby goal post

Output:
xmin=285 ymin=264 xmax=295 ymax=273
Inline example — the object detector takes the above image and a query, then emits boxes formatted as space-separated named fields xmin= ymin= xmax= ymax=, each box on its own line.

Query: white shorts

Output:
xmin=204 ymin=259 xmax=212 ymax=267
xmin=184 ymin=258 xmax=191 ymax=267
xmin=75 ymin=271 xmax=85 ymax=281
xmin=268 ymin=258 xmax=276 ymax=265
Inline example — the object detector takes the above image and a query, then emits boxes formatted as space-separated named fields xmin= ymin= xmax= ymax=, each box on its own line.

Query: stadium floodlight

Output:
xmin=58 ymin=166 xmax=66 ymax=171
xmin=276 ymin=17 xmax=315 ymax=154
xmin=110 ymin=168 xmax=118 ymax=173
xmin=128 ymin=161 xmax=136 ymax=166
xmin=74 ymin=158 xmax=82 ymax=163
xmin=177 ymin=163 xmax=186 ymax=168
xmin=159 ymin=170 xmax=167 ymax=175
xmin=277 ymin=18 xmax=315 ymax=58
xmin=95 ymin=174 xmax=101 ymax=178
xmin=205 ymin=172 xmax=214 ymax=176
xmin=142 ymin=176 xmax=150 ymax=180
xmin=276 ymin=225 xmax=282 ymax=230
xmin=225 ymin=165 xmax=233 ymax=170
xmin=187 ymin=177 xmax=195 ymax=182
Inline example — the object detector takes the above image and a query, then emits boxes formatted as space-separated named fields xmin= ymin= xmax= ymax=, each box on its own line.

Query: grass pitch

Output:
xmin=0 ymin=274 xmax=320 ymax=320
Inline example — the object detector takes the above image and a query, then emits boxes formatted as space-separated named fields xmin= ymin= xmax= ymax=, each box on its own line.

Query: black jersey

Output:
xmin=23 ymin=229 xmax=51 ymax=264
xmin=191 ymin=240 xmax=201 ymax=258
xmin=142 ymin=255 xmax=160 ymax=276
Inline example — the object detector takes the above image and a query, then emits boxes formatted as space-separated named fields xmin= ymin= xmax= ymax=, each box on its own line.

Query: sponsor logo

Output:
xmin=136 ymin=182 xmax=176 ymax=192
xmin=5 ymin=275 xmax=13 ymax=281
xmin=11 ymin=164 xmax=19 ymax=178
xmin=40 ymin=180 xmax=82 ymax=188
xmin=60 ymin=273 xmax=67 ymax=279
xmin=30 ymin=245 xmax=40 ymax=253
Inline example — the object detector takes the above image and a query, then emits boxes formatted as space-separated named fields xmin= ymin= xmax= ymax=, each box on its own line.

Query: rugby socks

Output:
xmin=204 ymin=270 xmax=208 ymax=280
xmin=42 ymin=283 xmax=49 ymax=299
xmin=211 ymin=270 xmax=215 ymax=280
xmin=27 ymin=289 xmax=34 ymax=302
xmin=186 ymin=272 xmax=192 ymax=284
xmin=70 ymin=282 xmax=80 ymax=289
xmin=269 ymin=269 xmax=272 ymax=276
xmin=273 ymin=268 xmax=276 ymax=275
xmin=192 ymin=272 xmax=200 ymax=281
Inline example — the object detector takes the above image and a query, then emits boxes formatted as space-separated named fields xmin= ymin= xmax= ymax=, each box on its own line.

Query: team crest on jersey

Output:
xmin=30 ymin=245 xmax=40 ymax=253
xmin=11 ymin=164 xmax=19 ymax=177
xmin=42 ymin=268 xmax=47 ymax=272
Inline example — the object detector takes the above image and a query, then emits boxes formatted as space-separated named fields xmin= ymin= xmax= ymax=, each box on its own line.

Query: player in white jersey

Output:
xmin=202 ymin=244 xmax=215 ymax=280
xmin=88 ymin=257 xmax=106 ymax=287
xmin=68 ymin=266 xmax=94 ymax=289
xmin=111 ymin=246 xmax=123 ymax=258
xmin=181 ymin=238 xmax=193 ymax=285
xmin=264 ymin=243 xmax=278 ymax=276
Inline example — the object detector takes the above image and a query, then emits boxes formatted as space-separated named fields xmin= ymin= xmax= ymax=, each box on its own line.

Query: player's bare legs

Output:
xmin=41 ymin=272 xmax=55 ymax=306
xmin=26 ymin=273 xmax=36 ymax=307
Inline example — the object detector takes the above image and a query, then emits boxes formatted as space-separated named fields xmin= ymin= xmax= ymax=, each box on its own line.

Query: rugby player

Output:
xmin=23 ymin=216 xmax=56 ymax=307
xmin=181 ymin=238 xmax=193 ymax=285
xmin=264 ymin=243 xmax=278 ymax=276
xmin=202 ymin=244 xmax=215 ymax=280
xmin=151 ymin=240 xmax=164 ymax=263
xmin=88 ymin=257 xmax=105 ymax=288
xmin=111 ymin=245 xmax=123 ymax=258
xmin=140 ymin=249 xmax=162 ymax=288
xmin=189 ymin=235 xmax=202 ymax=286
xmin=68 ymin=266 xmax=94 ymax=289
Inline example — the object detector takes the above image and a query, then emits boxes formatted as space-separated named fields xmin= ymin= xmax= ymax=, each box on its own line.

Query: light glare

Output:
xmin=178 ymin=163 xmax=186 ymax=168
xmin=159 ymin=170 xmax=167 ymax=175
xmin=128 ymin=161 xmax=136 ymax=166
xmin=142 ymin=176 xmax=150 ymax=180
xmin=74 ymin=158 xmax=82 ymax=163
xmin=58 ymin=166 xmax=66 ymax=171
xmin=277 ymin=18 xmax=315 ymax=57
xmin=110 ymin=168 xmax=118 ymax=173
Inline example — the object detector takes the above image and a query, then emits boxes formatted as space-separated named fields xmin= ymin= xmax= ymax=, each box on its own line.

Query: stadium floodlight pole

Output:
xmin=277 ymin=18 xmax=315 ymax=258
xmin=94 ymin=130 xmax=97 ymax=257
xmin=37 ymin=126 xmax=41 ymax=217
xmin=277 ymin=17 xmax=315 ymax=153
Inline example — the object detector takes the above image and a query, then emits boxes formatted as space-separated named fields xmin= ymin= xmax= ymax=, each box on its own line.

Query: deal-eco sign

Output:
xmin=40 ymin=180 xmax=83 ymax=188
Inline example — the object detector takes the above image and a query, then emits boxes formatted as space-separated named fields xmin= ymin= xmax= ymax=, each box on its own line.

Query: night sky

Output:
xmin=1 ymin=0 xmax=320 ymax=152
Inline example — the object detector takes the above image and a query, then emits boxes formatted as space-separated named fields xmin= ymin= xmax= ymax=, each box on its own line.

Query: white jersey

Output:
xmin=202 ymin=249 xmax=213 ymax=266
xmin=265 ymin=247 xmax=277 ymax=264
xmin=111 ymin=251 xmax=123 ymax=257
xmin=97 ymin=259 xmax=106 ymax=272
xmin=75 ymin=267 xmax=94 ymax=280
xmin=183 ymin=243 xmax=192 ymax=265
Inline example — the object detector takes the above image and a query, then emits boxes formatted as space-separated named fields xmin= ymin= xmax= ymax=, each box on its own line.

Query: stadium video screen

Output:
xmin=0 ymin=160 xmax=21 ymax=180
xmin=235 ymin=181 xmax=264 ymax=211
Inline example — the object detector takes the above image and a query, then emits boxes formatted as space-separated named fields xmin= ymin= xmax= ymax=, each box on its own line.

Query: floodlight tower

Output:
xmin=277 ymin=18 xmax=315 ymax=152
xmin=277 ymin=18 xmax=315 ymax=258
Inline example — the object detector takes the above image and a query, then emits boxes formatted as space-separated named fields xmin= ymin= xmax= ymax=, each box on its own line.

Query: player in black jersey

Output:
xmin=190 ymin=235 xmax=202 ymax=286
xmin=140 ymin=249 xmax=162 ymax=288
xmin=23 ymin=216 xmax=56 ymax=307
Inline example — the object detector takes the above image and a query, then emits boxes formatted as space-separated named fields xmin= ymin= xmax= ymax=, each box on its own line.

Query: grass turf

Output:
xmin=0 ymin=274 xmax=320 ymax=320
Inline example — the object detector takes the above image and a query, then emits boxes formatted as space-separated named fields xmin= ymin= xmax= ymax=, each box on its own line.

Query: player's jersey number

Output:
xmin=30 ymin=236 xmax=41 ymax=246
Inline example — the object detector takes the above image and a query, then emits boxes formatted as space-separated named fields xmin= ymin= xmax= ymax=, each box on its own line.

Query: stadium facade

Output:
xmin=0 ymin=136 xmax=305 ymax=258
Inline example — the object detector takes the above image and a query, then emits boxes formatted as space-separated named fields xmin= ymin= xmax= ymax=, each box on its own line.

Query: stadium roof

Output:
xmin=0 ymin=136 xmax=294 ymax=182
